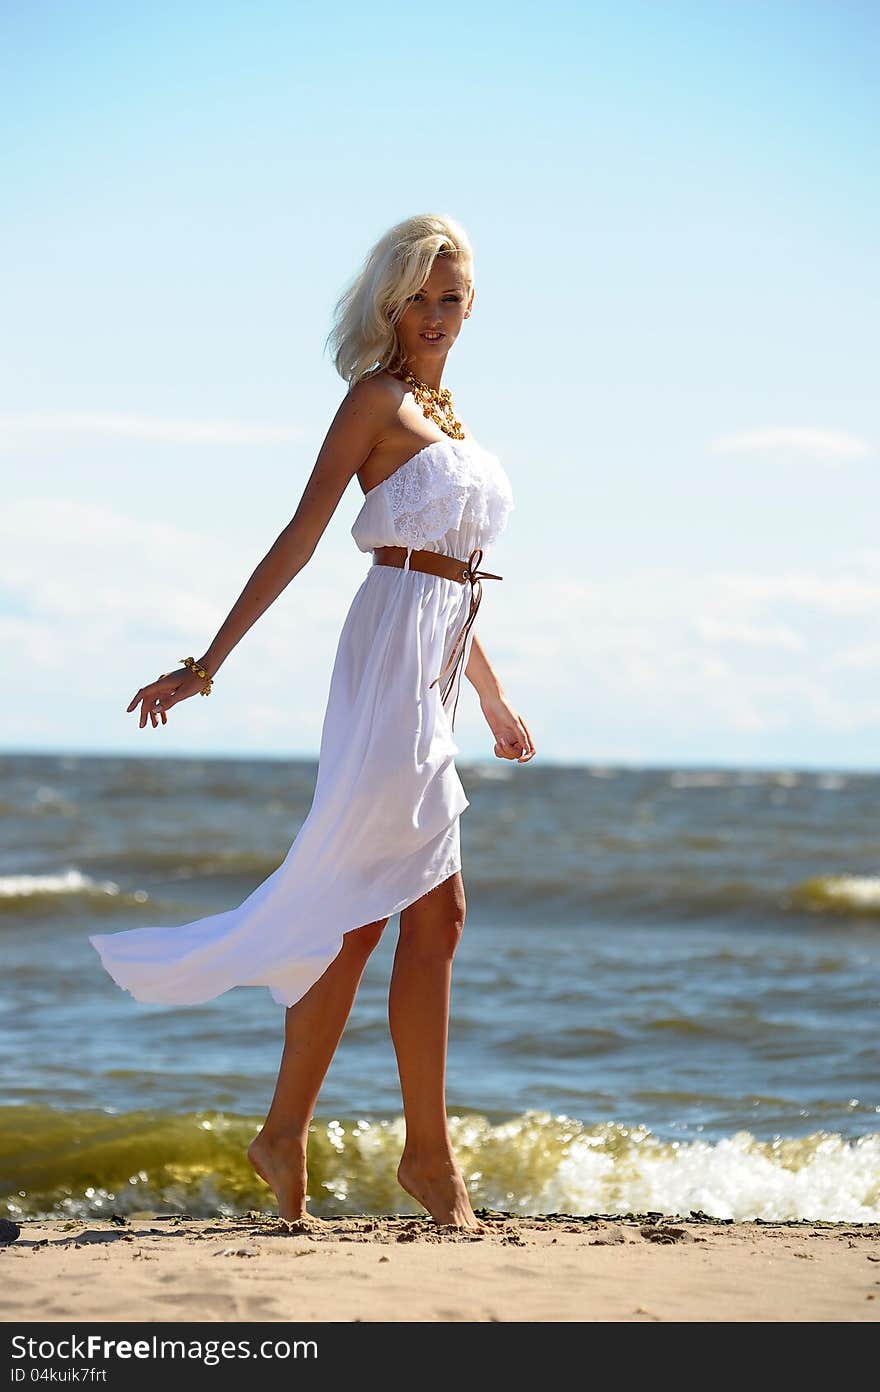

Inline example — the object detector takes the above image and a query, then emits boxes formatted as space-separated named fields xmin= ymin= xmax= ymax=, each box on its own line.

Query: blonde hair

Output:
xmin=325 ymin=213 xmax=475 ymax=388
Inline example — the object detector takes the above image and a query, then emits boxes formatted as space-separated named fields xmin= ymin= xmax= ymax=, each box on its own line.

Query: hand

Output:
xmin=126 ymin=665 xmax=208 ymax=729
xmin=480 ymin=694 xmax=536 ymax=763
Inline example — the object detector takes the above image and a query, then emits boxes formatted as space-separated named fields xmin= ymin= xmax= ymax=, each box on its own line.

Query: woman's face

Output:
xmin=396 ymin=259 xmax=474 ymax=372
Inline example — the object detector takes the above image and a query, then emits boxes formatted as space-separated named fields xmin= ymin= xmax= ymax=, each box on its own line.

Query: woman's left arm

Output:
xmin=465 ymin=633 xmax=536 ymax=763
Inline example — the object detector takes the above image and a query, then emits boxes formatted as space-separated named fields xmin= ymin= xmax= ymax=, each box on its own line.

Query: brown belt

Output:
xmin=372 ymin=544 xmax=503 ymax=729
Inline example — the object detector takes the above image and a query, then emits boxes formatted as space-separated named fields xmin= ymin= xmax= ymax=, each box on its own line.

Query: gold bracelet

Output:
xmin=180 ymin=656 xmax=214 ymax=696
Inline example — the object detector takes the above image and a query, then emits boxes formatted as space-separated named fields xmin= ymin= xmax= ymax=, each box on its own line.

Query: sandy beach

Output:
xmin=3 ymin=1213 xmax=879 ymax=1323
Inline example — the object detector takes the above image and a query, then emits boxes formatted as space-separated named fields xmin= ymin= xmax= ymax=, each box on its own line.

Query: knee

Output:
xmin=343 ymin=918 xmax=387 ymax=957
xmin=401 ymin=900 xmax=466 ymax=962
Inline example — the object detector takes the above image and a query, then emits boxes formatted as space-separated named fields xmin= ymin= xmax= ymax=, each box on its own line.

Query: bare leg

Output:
xmin=389 ymin=871 xmax=483 ymax=1229
xmin=247 ymin=919 xmax=387 ymax=1220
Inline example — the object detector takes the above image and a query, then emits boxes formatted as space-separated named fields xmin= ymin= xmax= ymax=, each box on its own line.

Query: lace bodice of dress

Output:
xmin=351 ymin=437 xmax=515 ymax=555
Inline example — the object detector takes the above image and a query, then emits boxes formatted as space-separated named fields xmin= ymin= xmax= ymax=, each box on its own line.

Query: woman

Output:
xmin=90 ymin=213 xmax=535 ymax=1231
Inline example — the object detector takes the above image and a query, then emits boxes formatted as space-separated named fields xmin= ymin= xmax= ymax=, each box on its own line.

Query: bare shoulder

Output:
xmin=341 ymin=370 xmax=404 ymax=427
xmin=321 ymin=371 xmax=404 ymax=468
xmin=279 ymin=374 xmax=409 ymax=563
xmin=299 ymin=373 xmax=399 ymax=496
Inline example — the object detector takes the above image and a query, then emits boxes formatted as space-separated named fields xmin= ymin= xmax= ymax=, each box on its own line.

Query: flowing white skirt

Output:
xmin=90 ymin=563 xmax=473 ymax=1008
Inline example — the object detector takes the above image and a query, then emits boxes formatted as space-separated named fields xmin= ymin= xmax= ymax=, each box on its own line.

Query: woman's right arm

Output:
xmin=128 ymin=380 xmax=390 ymax=728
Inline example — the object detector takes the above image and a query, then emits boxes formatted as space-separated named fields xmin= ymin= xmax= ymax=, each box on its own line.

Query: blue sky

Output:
xmin=2 ymin=0 xmax=877 ymax=769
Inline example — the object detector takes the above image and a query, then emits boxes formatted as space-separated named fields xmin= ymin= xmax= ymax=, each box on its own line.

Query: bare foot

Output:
xmin=397 ymin=1152 xmax=486 ymax=1231
xmin=273 ymin=1215 xmax=327 ymax=1234
xmin=247 ymin=1131 xmax=321 ymax=1224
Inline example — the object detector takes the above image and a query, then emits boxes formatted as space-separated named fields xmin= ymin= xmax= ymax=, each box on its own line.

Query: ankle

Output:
xmin=400 ymin=1140 xmax=456 ymax=1170
xmin=254 ymin=1126 xmax=308 ymax=1151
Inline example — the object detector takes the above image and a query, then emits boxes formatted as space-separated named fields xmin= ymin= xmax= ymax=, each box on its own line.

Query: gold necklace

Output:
xmin=402 ymin=368 xmax=466 ymax=440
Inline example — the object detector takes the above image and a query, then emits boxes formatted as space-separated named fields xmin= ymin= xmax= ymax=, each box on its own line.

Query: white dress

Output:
xmin=89 ymin=437 xmax=515 ymax=1008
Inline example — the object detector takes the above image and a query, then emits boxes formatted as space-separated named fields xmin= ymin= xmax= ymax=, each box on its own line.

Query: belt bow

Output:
xmin=429 ymin=547 xmax=503 ymax=729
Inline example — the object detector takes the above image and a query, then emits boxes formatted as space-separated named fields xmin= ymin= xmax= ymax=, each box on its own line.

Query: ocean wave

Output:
xmin=5 ymin=1106 xmax=878 ymax=1224
xmin=789 ymin=875 xmax=880 ymax=918
xmin=4 ymin=860 xmax=879 ymax=928
xmin=477 ymin=868 xmax=880 ymax=926
xmin=0 ymin=868 xmax=149 ymax=907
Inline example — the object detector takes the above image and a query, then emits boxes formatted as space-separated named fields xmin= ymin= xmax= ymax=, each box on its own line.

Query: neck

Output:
xmin=402 ymin=356 xmax=448 ymax=392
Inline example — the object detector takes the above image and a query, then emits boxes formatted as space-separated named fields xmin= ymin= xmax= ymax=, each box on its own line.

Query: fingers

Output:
xmin=129 ymin=683 xmax=159 ymax=718
xmin=148 ymin=689 xmax=170 ymax=728
xmin=128 ymin=683 xmax=171 ymax=729
xmin=127 ymin=670 xmax=187 ymax=729
xmin=495 ymin=736 xmax=525 ymax=762
xmin=494 ymin=716 xmax=536 ymax=763
xmin=145 ymin=701 xmax=168 ymax=728
xmin=518 ymin=718 xmax=536 ymax=763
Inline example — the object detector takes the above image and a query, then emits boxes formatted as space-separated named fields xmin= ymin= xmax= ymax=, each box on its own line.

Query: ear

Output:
xmin=465 ymin=286 xmax=475 ymax=318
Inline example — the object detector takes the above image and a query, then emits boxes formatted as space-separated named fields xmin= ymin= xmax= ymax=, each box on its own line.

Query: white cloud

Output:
xmin=829 ymin=644 xmax=880 ymax=672
xmin=713 ymin=570 xmax=880 ymax=614
xmin=1 ymin=495 xmax=364 ymax=752
xmin=852 ymin=548 xmax=880 ymax=572
xmin=799 ymin=687 xmax=880 ymax=733
xmin=3 ymin=498 xmax=879 ymax=759
xmin=480 ymin=555 xmax=880 ymax=748
xmin=710 ymin=427 xmax=873 ymax=462
xmin=694 ymin=618 xmax=805 ymax=650
xmin=0 ymin=412 xmax=314 ymax=450
xmin=0 ymin=617 xmax=62 ymax=669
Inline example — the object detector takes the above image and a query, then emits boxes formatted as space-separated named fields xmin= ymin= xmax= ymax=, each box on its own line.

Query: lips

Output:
xmin=420 ymin=332 xmax=445 ymax=341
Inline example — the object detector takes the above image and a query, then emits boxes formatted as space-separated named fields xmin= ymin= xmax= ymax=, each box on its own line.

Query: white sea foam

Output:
xmin=10 ymin=1108 xmax=880 ymax=1221
xmin=817 ymin=875 xmax=880 ymax=908
xmin=536 ymin=1124 xmax=880 ymax=1223
xmin=447 ymin=1114 xmax=880 ymax=1223
xmin=0 ymin=867 xmax=136 ymax=899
